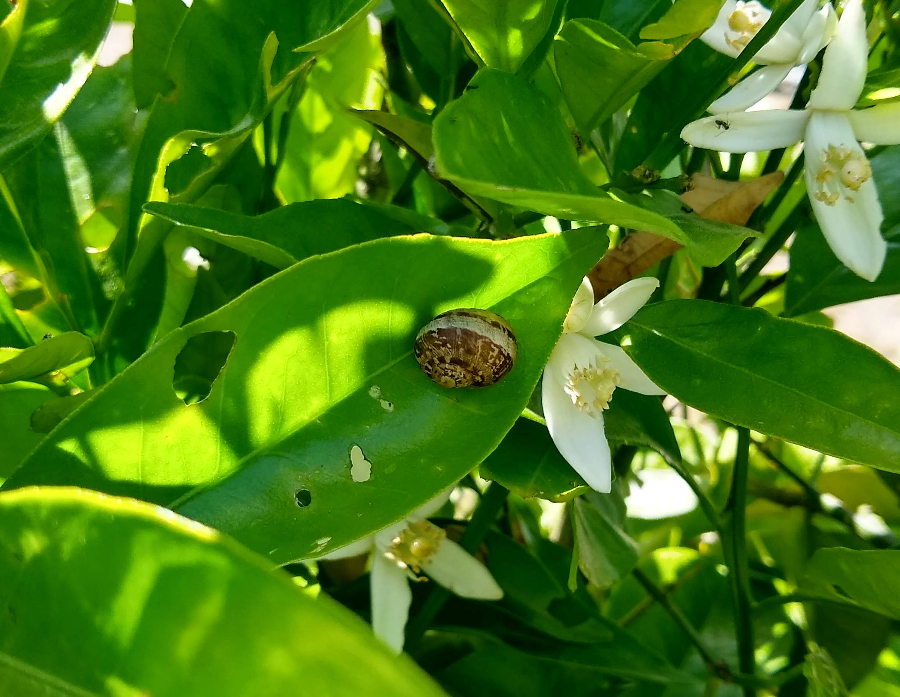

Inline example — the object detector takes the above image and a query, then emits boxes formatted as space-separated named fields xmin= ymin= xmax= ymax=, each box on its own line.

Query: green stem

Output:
xmin=725 ymin=427 xmax=756 ymax=694
xmin=736 ymin=204 xmax=805 ymax=293
xmin=404 ymin=482 xmax=509 ymax=645
xmin=726 ymin=252 xmax=741 ymax=306
xmin=633 ymin=568 xmax=730 ymax=678
xmin=750 ymin=151 xmax=805 ymax=231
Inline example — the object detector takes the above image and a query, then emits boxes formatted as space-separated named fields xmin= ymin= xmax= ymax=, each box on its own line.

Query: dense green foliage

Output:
xmin=1 ymin=0 xmax=900 ymax=695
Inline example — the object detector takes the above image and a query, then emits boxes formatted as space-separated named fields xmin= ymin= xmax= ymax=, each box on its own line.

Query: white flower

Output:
xmin=542 ymin=277 xmax=666 ymax=494
xmin=682 ymin=0 xmax=895 ymax=281
xmin=700 ymin=0 xmax=837 ymax=113
xmin=318 ymin=489 xmax=502 ymax=652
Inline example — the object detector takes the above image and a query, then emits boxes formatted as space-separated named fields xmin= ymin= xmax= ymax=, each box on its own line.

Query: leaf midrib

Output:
xmin=168 ymin=235 xmax=600 ymax=510
xmin=629 ymin=320 xmax=900 ymax=448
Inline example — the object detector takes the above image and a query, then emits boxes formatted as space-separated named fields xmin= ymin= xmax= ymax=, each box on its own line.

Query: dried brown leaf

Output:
xmin=587 ymin=171 xmax=784 ymax=300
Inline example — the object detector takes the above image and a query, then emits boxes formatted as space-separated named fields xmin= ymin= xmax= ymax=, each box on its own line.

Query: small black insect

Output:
xmin=714 ymin=118 xmax=731 ymax=132
xmin=42 ymin=333 xmax=51 ymax=340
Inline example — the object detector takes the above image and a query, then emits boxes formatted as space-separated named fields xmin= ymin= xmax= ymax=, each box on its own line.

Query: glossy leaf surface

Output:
xmin=0 ymin=0 xmax=117 ymax=166
xmin=438 ymin=0 xmax=560 ymax=72
xmin=0 ymin=487 xmax=447 ymax=697
xmin=0 ymin=331 xmax=93 ymax=383
xmin=144 ymin=199 xmax=436 ymax=269
xmin=433 ymin=69 xmax=754 ymax=264
xmin=801 ymin=548 xmax=900 ymax=620
xmin=5 ymin=230 xmax=606 ymax=564
xmin=621 ymin=301 xmax=900 ymax=471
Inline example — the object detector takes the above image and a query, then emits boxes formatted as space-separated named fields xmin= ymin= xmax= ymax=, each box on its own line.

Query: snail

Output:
xmin=414 ymin=309 xmax=517 ymax=388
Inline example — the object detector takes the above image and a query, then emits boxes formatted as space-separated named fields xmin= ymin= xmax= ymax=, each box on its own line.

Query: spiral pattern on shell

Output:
xmin=414 ymin=309 xmax=517 ymax=388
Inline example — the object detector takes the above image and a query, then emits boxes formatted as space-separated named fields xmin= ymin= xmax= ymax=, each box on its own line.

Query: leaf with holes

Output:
xmin=4 ymin=229 xmax=607 ymax=564
xmin=0 ymin=486 xmax=447 ymax=696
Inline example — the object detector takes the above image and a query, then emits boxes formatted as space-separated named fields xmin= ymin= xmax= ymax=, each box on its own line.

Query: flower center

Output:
xmin=813 ymin=144 xmax=872 ymax=206
xmin=725 ymin=1 xmax=766 ymax=51
xmin=384 ymin=519 xmax=445 ymax=573
xmin=564 ymin=359 xmax=621 ymax=418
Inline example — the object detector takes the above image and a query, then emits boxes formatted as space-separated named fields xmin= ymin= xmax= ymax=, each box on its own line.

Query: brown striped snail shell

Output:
xmin=414 ymin=309 xmax=517 ymax=388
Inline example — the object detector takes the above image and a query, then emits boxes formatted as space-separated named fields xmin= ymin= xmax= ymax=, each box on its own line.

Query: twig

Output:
xmin=633 ymin=568 xmax=733 ymax=680
xmin=724 ymin=427 xmax=756 ymax=695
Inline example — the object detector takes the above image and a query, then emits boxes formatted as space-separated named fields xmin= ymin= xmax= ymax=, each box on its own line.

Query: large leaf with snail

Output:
xmin=3 ymin=229 xmax=607 ymax=564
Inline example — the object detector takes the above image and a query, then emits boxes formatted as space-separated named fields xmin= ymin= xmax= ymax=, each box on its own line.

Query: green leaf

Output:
xmin=801 ymin=548 xmax=900 ymax=620
xmin=433 ymin=69 xmax=683 ymax=236
xmin=276 ymin=18 xmax=384 ymax=203
xmin=352 ymin=109 xmax=434 ymax=162
xmin=438 ymin=0 xmax=561 ymax=73
xmin=117 ymin=0 xmax=376 ymax=365
xmin=554 ymin=19 xmax=677 ymax=134
xmin=604 ymin=389 xmax=682 ymax=466
xmin=132 ymin=0 xmax=190 ymax=109
xmin=0 ymin=486 xmax=447 ymax=697
xmin=480 ymin=417 xmax=590 ymax=503
xmin=0 ymin=382 xmax=53 ymax=479
xmin=574 ymin=489 xmax=639 ymax=588
xmin=0 ymin=284 xmax=31 ymax=349
xmin=5 ymin=229 xmax=607 ymax=564
xmin=392 ymin=0 xmax=459 ymax=76
xmin=0 ymin=332 xmax=93 ymax=384
xmin=143 ymin=199 xmax=433 ymax=269
xmin=620 ymin=300 xmax=900 ymax=473
xmin=605 ymin=548 xmax=727 ymax=667
xmin=638 ymin=0 xmax=724 ymax=40
xmin=0 ymin=0 xmax=117 ymax=167
xmin=786 ymin=223 xmax=900 ymax=317
xmin=29 ymin=389 xmax=94 ymax=434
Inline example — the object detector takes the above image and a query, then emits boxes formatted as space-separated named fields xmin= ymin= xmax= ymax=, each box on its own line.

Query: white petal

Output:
xmin=580 ymin=277 xmax=659 ymax=337
xmin=592 ymin=339 xmax=667 ymax=396
xmin=753 ymin=31 xmax=802 ymax=65
xmin=317 ymin=535 xmax=374 ymax=561
xmin=681 ymin=110 xmax=809 ymax=152
xmin=708 ymin=63 xmax=795 ymax=114
xmin=542 ymin=366 xmax=613 ymax=493
xmin=808 ymin=0 xmax=867 ymax=110
xmin=545 ymin=331 xmax=598 ymax=383
xmin=422 ymin=538 xmax=503 ymax=600
xmin=850 ymin=101 xmax=900 ymax=145
xmin=412 ymin=487 xmax=454 ymax=519
xmin=804 ymin=112 xmax=887 ymax=282
xmin=796 ymin=5 xmax=836 ymax=65
xmin=370 ymin=553 xmax=412 ymax=653
xmin=699 ymin=0 xmax=741 ymax=58
xmin=625 ymin=469 xmax=699 ymax=520
xmin=564 ymin=277 xmax=595 ymax=334
xmin=780 ymin=0 xmax=819 ymax=40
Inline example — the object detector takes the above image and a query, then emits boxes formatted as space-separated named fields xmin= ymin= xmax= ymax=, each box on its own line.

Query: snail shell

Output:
xmin=414 ymin=309 xmax=517 ymax=388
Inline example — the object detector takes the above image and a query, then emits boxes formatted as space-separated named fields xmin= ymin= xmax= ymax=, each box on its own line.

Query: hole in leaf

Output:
xmin=165 ymin=144 xmax=213 ymax=197
xmin=831 ymin=584 xmax=851 ymax=599
xmin=295 ymin=489 xmax=312 ymax=507
xmin=172 ymin=331 xmax=235 ymax=405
